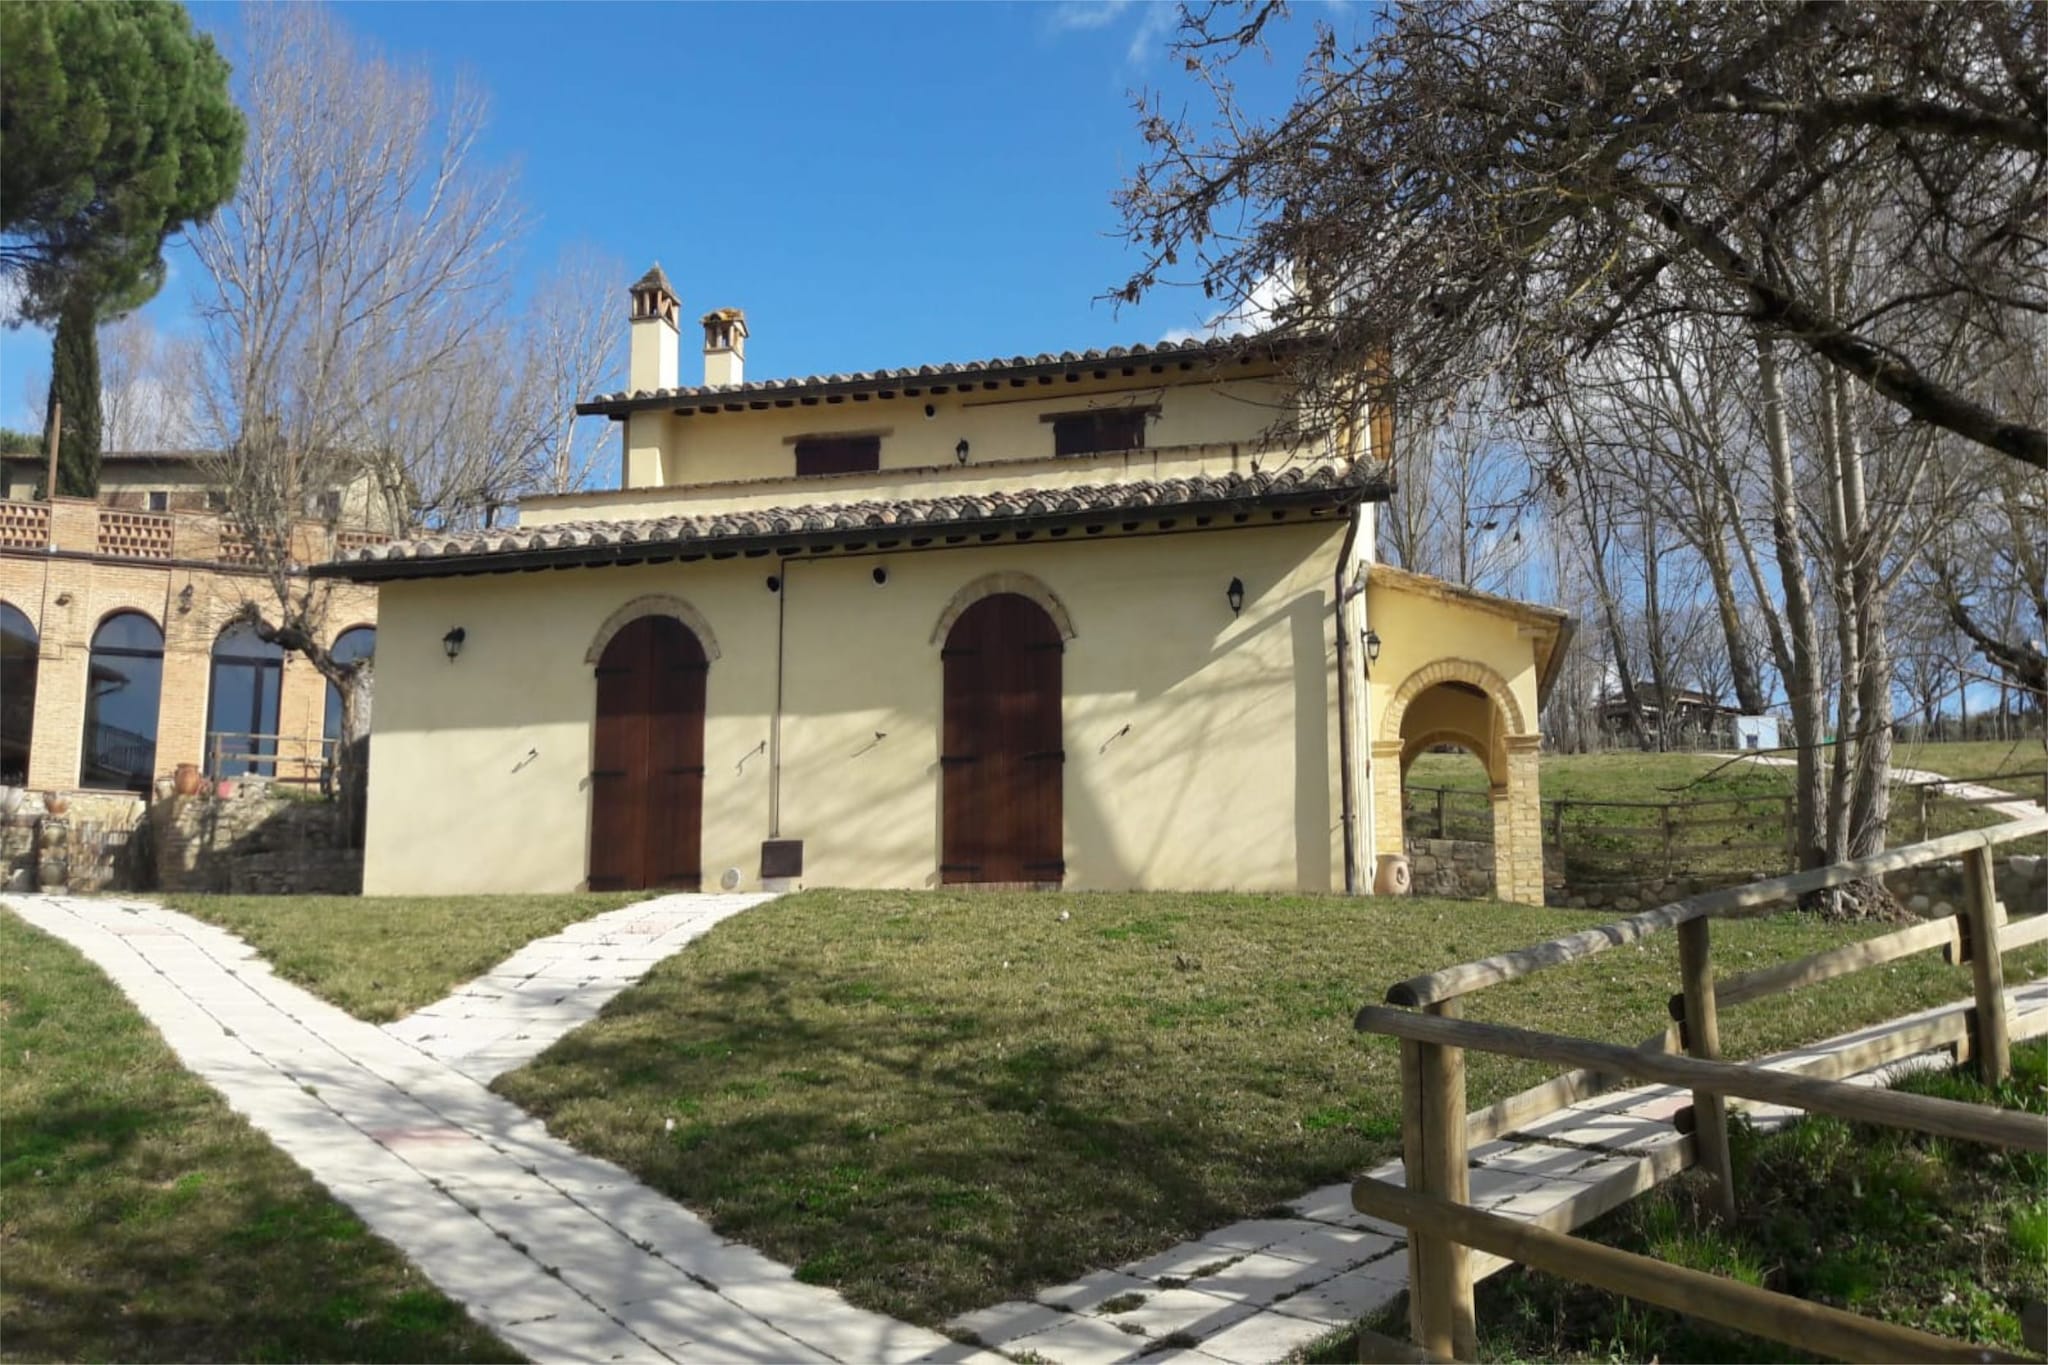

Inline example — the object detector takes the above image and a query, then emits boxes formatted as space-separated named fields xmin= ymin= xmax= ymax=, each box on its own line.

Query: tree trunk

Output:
xmin=337 ymin=662 xmax=374 ymax=849
xmin=1757 ymin=337 xmax=1826 ymax=871
xmin=47 ymin=289 xmax=102 ymax=498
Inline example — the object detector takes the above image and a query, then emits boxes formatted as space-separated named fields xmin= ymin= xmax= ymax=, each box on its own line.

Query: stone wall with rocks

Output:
xmin=1880 ymin=854 xmax=2045 ymax=918
xmin=1405 ymin=836 xmax=1496 ymax=900
xmin=0 ymin=790 xmax=149 ymax=893
xmin=152 ymin=781 xmax=360 ymax=895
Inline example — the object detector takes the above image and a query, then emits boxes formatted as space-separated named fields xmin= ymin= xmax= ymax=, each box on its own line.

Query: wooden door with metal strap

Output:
xmin=940 ymin=593 xmax=1064 ymax=884
xmin=589 ymin=615 xmax=707 ymax=891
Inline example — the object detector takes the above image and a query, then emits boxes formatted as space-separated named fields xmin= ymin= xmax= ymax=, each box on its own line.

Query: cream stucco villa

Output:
xmin=314 ymin=267 xmax=1568 ymax=903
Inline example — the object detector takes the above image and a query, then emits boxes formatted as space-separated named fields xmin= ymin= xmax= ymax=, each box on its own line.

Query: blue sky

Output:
xmin=0 ymin=1 xmax=1352 ymax=432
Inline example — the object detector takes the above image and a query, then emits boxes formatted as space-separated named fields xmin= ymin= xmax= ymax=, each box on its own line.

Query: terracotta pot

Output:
xmin=42 ymin=791 xmax=69 ymax=817
xmin=173 ymin=762 xmax=204 ymax=797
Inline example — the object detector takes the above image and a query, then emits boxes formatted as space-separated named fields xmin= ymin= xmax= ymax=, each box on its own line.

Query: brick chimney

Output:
xmin=628 ymin=264 xmax=679 ymax=393
xmin=702 ymin=308 xmax=747 ymax=388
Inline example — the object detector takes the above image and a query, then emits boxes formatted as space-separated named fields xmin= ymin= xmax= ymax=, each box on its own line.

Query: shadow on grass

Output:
xmin=1 ymin=910 xmax=517 ymax=1364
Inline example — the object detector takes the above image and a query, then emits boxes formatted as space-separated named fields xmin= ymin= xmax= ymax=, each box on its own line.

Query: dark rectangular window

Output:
xmin=147 ymin=490 xmax=168 ymax=512
xmin=1048 ymin=408 xmax=1150 ymax=457
xmin=794 ymin=435 xmax=881 ymax=477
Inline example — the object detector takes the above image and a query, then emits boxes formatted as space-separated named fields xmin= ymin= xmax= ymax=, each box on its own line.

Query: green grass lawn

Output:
xmin=0 ymin=911 xmax=518 ymax=1364
xmin=492 ymin=887 xmax=2048 ymax=1327
xmin=1892 ymin=738 xmax=2048 ymax=795
xmin=1407 ymin=746 xmax=2045 ymax=875
xmin=1459 ymin=1040 xmax=2048 ymax=1362
xmin=167 ymin=892 xmax=648 ymax=1022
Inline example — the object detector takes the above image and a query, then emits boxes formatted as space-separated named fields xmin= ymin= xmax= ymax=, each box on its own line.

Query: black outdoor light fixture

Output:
xmin=1364 ymin=628 xmax=1383 ymax=666
xmin=955 ymin=438 xmax=970 ymax=464
xmin=442 ymin=627 xmax=466 ymax=662
xmin=1226 ymin=577 xmax=1245 ymax=616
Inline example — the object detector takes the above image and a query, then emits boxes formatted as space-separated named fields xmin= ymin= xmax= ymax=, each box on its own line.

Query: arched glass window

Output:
xmin=208 ymin=622 xmax=285 ymax=778
xmin=1 ymin=602 xmax=37 ymax=786
xmin=323 ymin=626 xmax=377 ymax=744
xmin=83 ymin=612 xmax=164 ymax=793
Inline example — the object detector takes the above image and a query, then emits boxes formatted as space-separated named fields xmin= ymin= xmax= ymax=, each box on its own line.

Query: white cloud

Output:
xmin=1161 ymin=268 xmax=1295 ymax=344
xmin=1048 ymin=0 xmax=1133 ymax=32
xmin=1126 ymin=3 xmax=1178 ymax=63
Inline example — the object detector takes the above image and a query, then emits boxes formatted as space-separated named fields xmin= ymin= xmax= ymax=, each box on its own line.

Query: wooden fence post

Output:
xmin=1915 ymin=785 xmax=1930 ymax=844
xmin=1661 ymin=804 xmax=1676 ymax=880
xmin=1403 ymin=998 xmax=1476 ymax=1362
xmin=1781 ymin=796 xmax=1797 ymax=873
xmin=1435 ymin=787 xmax=1448 ymax=841
xmin=1677 ymin=916 xmax=1737 ymax=1219
xmin=1550 ymin=799 xmax=1566 ymax=852
xmin=1960 ymin=844 xmax=2010 ymax=1085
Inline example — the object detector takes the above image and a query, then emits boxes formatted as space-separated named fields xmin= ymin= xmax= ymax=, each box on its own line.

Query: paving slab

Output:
xmin=2 ymin=891 xmax=974 ymax=1365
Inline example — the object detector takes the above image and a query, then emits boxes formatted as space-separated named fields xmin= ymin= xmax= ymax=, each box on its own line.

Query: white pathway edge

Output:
xmin=4 ymin=892 xmax=985 ymax=1365
xmin=948 ymin=978 xmax=2048 ymax=1364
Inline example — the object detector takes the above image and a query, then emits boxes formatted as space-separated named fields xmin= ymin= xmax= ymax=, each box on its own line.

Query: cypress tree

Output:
xmin=46 ymin=290 xmax=101 ymax=497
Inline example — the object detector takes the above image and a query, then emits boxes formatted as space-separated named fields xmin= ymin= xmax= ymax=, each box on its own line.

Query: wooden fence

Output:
xmin=1354 ymin=811 xmax=2048 ymax=1363
xmin=1404 ymin=767 xmax=2047 ymax=884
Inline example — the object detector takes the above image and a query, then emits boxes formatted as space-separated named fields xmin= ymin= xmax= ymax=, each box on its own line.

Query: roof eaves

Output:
xmin=574 ymin=333 xmax=1311 ymax=419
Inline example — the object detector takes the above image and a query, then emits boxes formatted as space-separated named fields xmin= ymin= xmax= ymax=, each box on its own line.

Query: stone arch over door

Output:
xmin=586 ymin=594 xmax=721 ymax=665
xmin=929 ymin=571 xmax=1077 ymax=646
xmin=1373 ymin=656 xmax=1543 ymax=905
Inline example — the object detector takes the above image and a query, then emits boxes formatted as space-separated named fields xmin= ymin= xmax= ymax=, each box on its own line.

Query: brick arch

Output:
xmin=1400 ymin=727 xmax=1496 ymax=775
xmin=586 ymin=594 xmax=720 ymax=665
xmin=929 ymin=571 xmax=1076 ymax=647
xmin=1378 ymin=656 xmax=1524 ymax=741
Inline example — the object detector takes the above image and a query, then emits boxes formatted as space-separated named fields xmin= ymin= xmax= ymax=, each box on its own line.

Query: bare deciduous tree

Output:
xmin=1117 ymin=1 xmax=2048 ymax=469
xmin=181 ymin=3 xmax=618 ymax=806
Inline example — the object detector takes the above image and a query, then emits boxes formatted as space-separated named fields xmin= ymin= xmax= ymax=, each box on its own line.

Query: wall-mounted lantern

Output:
xmin=442 ymin=627 xmax=466 ymax=662
xmin=177 ymin=583 xmax=195 ymax=614
xmin=1226 ymin=577 xmax=1245 ymax=617
xmin=955 ymin=438 xmax=971 ymax=465
xmin=1364 ymin=628 xmax=1382 ymax=669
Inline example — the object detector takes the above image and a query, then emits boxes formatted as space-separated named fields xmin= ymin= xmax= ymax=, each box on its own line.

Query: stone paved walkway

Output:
xmin=946 ymin=977 xmax=2048 ymax=1364
xmin=384 ymin=893 xmax=779 ymax=1082
xmin=3 ymin=893 xmax=981 ymax=1365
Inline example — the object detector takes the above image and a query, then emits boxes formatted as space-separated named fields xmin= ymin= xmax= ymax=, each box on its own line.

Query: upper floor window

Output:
xmin=794 ymin=435 xmax=881 ymax=477
xmin=1047 ymin=407 xmax=1152 ymax=457
xmin=147 ymin=491 xmax=168 ymax=512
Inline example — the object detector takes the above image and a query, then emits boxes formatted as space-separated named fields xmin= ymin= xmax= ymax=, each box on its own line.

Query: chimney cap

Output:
xmin=700 ymin=306 xmax=746 ymax=327
xmin=632 ymin=263 xmax=677 ymax=298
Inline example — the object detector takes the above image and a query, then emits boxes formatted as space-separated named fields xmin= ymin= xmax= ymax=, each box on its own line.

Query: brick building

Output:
xmin=1 ymin=496 xmax=379 ymax=804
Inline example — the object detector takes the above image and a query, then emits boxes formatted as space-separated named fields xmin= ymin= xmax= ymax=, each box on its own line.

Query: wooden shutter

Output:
xmin=794 ymin=435 xmax=882 ymax=476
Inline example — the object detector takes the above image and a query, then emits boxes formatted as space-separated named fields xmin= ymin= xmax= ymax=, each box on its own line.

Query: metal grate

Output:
xmin=96 ymin=509 xmax=174 ymax=559
xmin=335 ymin=529 xmax=392 ymax=554
xmin=0 ymin=500 xmax=51 ymax=549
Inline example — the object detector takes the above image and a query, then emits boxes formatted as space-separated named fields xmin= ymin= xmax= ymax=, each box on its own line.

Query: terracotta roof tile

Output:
xmin=576 ymin=332 xmax=1301 ymax=416
xmin=315 ymin=462 xmax=1386 ymax=581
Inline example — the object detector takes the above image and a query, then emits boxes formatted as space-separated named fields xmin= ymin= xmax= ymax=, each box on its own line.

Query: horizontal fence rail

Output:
xmin=1404 ymin=767 xmax=2046 ymax=886
xmin=1356 ymin=811 xmax=2048 ymax=1362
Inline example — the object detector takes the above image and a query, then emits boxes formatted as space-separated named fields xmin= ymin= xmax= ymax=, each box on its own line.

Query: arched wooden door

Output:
xmin=940 ymin=593 xmax=1064 ymax=884
xmin=589 ymin=615 xmax=706 ymax=891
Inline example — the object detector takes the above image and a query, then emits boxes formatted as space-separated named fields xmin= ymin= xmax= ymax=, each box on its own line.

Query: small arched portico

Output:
xmin=1371 ymin=656 xmax=1546 ymax=906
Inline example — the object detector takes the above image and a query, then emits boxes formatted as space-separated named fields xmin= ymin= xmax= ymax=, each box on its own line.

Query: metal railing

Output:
xmin=205 ymin=731 xmax=338 ymax=790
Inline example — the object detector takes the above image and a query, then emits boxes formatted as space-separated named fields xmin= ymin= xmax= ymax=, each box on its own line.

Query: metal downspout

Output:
xmin=1335 ymin=509 xmax=1364 ymax=895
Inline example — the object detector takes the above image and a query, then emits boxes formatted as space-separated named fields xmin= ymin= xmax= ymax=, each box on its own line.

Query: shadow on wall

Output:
xmin=152 ymin=784 xmax=361 ymax=894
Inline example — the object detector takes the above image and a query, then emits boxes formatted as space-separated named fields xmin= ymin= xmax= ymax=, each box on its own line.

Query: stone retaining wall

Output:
xmin=152 ymin=781 xmax=360 ymax=894
xmin=1404 ymin=836 xmax=1495 ymax=899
